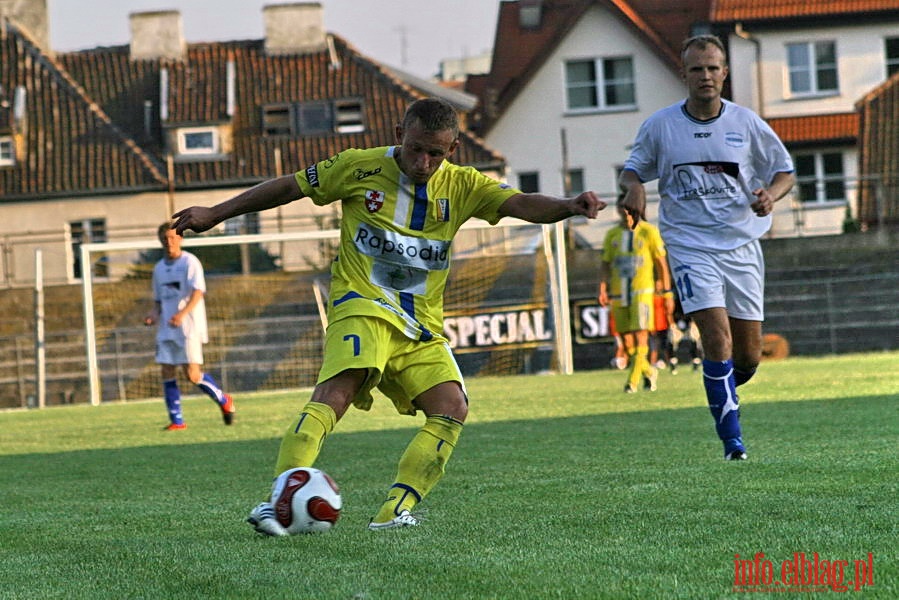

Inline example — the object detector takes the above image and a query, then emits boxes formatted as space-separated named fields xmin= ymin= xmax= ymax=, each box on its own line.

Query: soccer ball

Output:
xmin=270 ymin=467 xmax=342 ymax=534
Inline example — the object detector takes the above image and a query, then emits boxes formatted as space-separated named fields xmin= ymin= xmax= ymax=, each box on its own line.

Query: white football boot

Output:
xmin=247 ymin=502 xmax=288 ymax=536
xmin=367 ymin=510 xmax=420 ymax=531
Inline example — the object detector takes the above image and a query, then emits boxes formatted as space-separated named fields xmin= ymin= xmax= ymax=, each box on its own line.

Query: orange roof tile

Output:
xmin=765 ymin=113 xmax=858 ymax=145
xmin=710 ymin=0 xmax=899 ymax=21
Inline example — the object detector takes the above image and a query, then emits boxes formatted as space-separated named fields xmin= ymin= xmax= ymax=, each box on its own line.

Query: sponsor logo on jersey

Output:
xmin=436 ymin=198 xmax=450 ymax=222
xmin=323 ymin=153 xmax=340 ymax=168
xmin=365 ymin=190 xmax=385 ymax=213
xmin=354 ymin=166 xmax=382 ymax=180
xmin=354 ymin=223 xmax=450 ymax=270
xmin=725 ymin=132 xmax=744 ymax=147
xmin=305 ymin=165 xmax=320 ymax=187
xmin=694 ymin=131 xmax=712 ymax=138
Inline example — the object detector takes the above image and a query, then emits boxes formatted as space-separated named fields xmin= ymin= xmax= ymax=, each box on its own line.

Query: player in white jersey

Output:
xmin=171 ymin=97 xmax=607 ymax=533
xmin=619 ymin=35 xmax=795 ymax=461
xmin=146 ymin=223 xmax=235 ymax=430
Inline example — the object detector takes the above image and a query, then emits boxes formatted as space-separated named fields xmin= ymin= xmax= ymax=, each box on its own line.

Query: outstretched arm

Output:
xmin=498 ymin=191 xmax=606 ymax=223
xmin=172 ymin=175 xmax=303 ymax=235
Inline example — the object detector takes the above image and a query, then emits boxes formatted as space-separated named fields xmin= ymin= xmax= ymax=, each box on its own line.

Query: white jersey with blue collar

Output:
xmin=623 ymin=99 xmax=793 ymax=251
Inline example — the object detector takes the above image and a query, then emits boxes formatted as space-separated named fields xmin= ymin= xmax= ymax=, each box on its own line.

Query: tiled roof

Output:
xmin=710 ymin=0 xmax=899 ymax=21
xmin=765 ymin=113 xmax=859 ymax=145
xmin=0 ymin=22 xmax=167 ymax=198
xmin=1 ymin=23 xmax=505 ymax=201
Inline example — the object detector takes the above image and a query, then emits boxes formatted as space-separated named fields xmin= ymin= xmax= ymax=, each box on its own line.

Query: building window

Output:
xmin=262 ymin=98 xmax=365 ymax=136
xmin=787 ymin=41 xmax=838 ymax=95
xmin=224 ymin=213 xmax=260 ymax=235
xmin=262 ymin=104 xmax=291 ymax=135
xmin=565 ymin=57 xmax=635 ymax=111
xmin=0 ymin=137 xmax=14 ymax=167
xmin=565 ymin=168 xmax=585 ymax=195
xmin=886 ymin=37 xmax=899 ymax=78
xmin=794 ymin=152 xmax=845 ymax=203
xmin=177 ymin=127 xmax=220 ymax=155
xmin=70 ymin=218 xmax=108 ymax=279
xmin=518 ymin=172 xmax=540 ymax=193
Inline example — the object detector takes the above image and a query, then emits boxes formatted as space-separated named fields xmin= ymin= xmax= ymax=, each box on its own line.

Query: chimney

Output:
xmin=0 ymin=0 xmax=51 ymax=51
xmin=130 ymin=10 xmax=186 ymax=61
xmin=264 ymin=2 xmax=326 ymax=56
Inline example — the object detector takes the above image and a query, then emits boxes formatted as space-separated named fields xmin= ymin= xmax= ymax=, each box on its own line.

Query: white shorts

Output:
xmin=666 ymin=240 xmax=764 ymax=321
xmin=156 ymin=338 xmax=204 ymax=366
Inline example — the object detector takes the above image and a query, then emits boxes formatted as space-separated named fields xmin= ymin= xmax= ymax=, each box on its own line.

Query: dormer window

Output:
xmin=262 ymin=98 xmax=365 ymax=136
xmin=0 ymin=137 xmax=14 ymax=167
xmin=177 ymin=127 xmax=220 ymax=155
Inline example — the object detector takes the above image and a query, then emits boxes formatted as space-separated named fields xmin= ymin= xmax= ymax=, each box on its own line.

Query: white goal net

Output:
xmin=79 ymin=220 xmax=574 ymax=406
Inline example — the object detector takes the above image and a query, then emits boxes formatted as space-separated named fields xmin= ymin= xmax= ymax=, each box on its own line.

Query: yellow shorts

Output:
xmin=318 ymin=316 xmax=465 ymax=416
xmin=610 ymin=292 xmax=654 ymax=334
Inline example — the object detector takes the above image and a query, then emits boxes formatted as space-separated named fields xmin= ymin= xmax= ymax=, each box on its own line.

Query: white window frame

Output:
xmin=786 ymin=40 xmax=838 ymax=97
xmin=794 ymin=151 xmax=846 ymax=204
xmin=564 ymin=56 xmax=635 ymax=112
xmin=176 ymin=126 xmax=220 ymax=155
xmin=0 ymin=136 xmax=14 ymax=166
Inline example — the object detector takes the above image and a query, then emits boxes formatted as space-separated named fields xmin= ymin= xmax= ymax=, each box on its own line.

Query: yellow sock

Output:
xmin=636 ymin=344 xmax=652 ymax=378
xmin=626 ymin=348 xmax=640 ymax=388
xmin=372 ymin=415 xmax=462 ymax=523
xmin=274 ymin=401 xmax=336 ymax=476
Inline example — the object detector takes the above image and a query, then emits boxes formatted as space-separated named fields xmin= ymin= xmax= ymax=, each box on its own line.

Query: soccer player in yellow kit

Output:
xmin=598 ymin=200 xmax=673 ymax=393
xmin=172 ymin=97 xmax=607 ymax=533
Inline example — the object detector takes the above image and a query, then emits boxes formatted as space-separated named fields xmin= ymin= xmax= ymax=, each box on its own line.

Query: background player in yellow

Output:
xmin=598 ymin=198 xmax=673 ymax=393
xmin=172 ymin=97 xmax=607 ymax=533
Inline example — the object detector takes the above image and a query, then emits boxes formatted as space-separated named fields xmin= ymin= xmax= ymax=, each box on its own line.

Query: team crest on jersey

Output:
xmin=365 ymin=190 xmax=386 ymax=213
xmin=436 ymin=198 xmax=450 ymax=222
xmin=725 ymin=132 xmax=745 ymax=147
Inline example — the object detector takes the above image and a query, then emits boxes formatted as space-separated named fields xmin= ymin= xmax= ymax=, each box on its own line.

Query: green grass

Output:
xmin=1 ymin=352 xmax=896 ymax=599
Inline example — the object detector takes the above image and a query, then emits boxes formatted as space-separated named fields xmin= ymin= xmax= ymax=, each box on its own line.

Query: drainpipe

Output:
xmin=734 ymin=23 xmax=764 ymax=117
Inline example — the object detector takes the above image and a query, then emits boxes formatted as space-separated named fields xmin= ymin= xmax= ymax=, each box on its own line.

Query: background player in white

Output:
xmin=618 ymin=35 xmax=795 ymax=460
xmin=172 ymin=97 xmax=607 ymax=533
xmin=145 ymin=222 xmax=235 ymax=430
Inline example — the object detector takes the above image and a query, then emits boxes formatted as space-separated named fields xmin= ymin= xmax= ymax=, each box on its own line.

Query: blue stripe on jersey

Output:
xmin=333 ymin=291 xmax=363 ymax=306
xmin=410 ymin=184 xmax=428 ymax=231
xmin=399 ymin=291 xmax=416 ymax=317
xmin=399 ymin=291 xmax=434 ymax=341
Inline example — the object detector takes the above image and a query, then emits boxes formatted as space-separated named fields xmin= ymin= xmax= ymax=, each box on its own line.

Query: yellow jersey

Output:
xmin=601 ymin=221 xmax=666 ymax=304
xmin=296 ymin=146 xmax=520 ymax=342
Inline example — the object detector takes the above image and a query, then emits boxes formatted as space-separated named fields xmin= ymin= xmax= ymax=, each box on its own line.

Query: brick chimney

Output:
xmin=130 ymin=10 xmax=186 ymax=61
xmin=264 ymin=2 xmax=326 ymax=56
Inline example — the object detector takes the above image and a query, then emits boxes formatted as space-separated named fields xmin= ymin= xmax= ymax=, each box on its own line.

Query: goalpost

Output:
xmin=80 ymin=220 xmax=573 ymax=406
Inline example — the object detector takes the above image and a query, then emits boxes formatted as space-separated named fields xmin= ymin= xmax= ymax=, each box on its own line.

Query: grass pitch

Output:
xmin=0 ymin=352 xmax=896 ymax=599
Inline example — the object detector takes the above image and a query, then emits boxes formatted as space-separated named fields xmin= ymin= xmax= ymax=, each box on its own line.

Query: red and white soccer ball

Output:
xmin=271 ymin=467 xmax=342 ymax=534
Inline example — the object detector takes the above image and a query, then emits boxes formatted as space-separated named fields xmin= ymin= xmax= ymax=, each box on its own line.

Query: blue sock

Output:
xmin=734 ymin=367 xmax=757 ymax=387
xmin=196 ymin=373 xmax=225 ymax=405
xmin=702 ymin=359 xmax=742 ymax=443
xmin=164 ymin=379 xmax=183 ymax=424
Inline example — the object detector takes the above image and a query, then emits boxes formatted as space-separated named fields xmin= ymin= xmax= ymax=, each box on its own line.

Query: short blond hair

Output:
xmin=680 ymin=34 xmax=727 ymax=65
